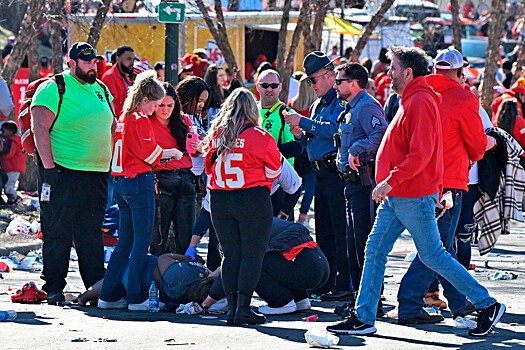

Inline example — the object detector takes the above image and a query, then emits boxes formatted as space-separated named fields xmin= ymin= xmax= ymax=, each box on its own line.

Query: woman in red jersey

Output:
xmin=149 ymin=82 xmax=198 ymax=256
xmin=204 ymin=88 xmax=282 ymax=325
xmin=99 ymin=71 xmax=182 ymax=311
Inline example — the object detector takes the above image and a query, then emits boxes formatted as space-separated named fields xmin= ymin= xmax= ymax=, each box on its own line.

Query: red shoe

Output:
xmin=11 ymin=282 xmax=47 ymax=304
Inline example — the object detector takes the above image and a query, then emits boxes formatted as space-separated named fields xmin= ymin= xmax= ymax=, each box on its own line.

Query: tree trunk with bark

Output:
xmin=279 ymin=1 xmax=310 ymax=102
xmin=276 ymin=0 xmax=293 ymax=73
xmin=480 ymin=0 xmax=507 ymax=112
xmin=351 ymin=0 xmax=395 ymax=62
xmin=1 ymin=0 xmax=46 ymax=86
xmin=18 ymin=156 xmax=38 ymax=192
xmin=87 ymin=0 xmax=112 ymax=47
xmin=28 ymin=28 xmax=39 ymax=83
xmin=302 ymin=1 xmax=313 ymax=58
xmin=195 ymin=0 xmax=241 ymax=82
xmin=49 ymin=0 xmax=65 ymax=74
xmin=450 ymin=0 xmax=462 ymax=52
xmin=309 ymin=0 xmax=330 ymax=53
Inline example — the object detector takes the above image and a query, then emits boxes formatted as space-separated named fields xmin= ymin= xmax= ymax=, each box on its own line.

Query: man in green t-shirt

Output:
xmin=31 ymin=42 xmax=115 ymax=305
xmin=256 ymin=69 xmax=304 ymax=219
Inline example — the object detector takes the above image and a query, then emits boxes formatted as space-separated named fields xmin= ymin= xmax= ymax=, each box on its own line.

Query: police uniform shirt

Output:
xmin=298 ymin=88 xmax=345 ymax=162
xmin=336 ymin=90 xmax=387 ymax=173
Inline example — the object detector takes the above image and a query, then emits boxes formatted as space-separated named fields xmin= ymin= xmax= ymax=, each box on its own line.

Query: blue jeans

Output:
xmin=300 ymin=171 xmax=315 ymax=214
xmin=456 ymin=185 xmax=482 ymax=269
xmin=344 ymin=181 xmax=374 ymax=292
xmin=99 ymin=172 xmax=156 ymax=304
xmin=398 ymin=189 xmax=468 ymax=318
xmin=355 ymin=194 xmax=496 ymax=325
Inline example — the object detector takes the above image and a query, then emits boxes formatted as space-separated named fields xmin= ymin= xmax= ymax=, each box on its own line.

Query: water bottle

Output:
xmin=148 ymin=280 xmax=159 ymax=313
xmin=0 ymin=310 xmax=17 ymax=321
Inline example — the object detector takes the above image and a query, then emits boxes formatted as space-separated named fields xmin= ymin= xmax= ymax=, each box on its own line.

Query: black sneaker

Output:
xmin=326 ymin=313 xmax=377 ymax=335
xmin=398 ymin=310 xmax=444 ymax=325
xmin=321 ymin=290 xmax=356 ymax=302
xmin=47 ymin=292 xmax=65 ymax=305
xmin=468 ymin=302 xmax=506 ymax=337
xmin=452 ymin=301 xmax=476 ymax=319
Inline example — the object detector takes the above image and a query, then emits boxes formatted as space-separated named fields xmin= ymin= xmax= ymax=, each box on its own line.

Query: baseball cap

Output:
xmin=68 ymin=42 xmax=104 ymax=61
xmin=434 ymin=48 xmax=464 ymax=70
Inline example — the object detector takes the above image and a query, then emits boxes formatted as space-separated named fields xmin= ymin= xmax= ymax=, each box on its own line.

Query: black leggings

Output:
xmin=210 ymin=187 xmax=273 ymax=296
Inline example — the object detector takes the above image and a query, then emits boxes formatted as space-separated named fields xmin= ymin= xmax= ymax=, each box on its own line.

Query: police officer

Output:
xmin=284 ymin=51 xmax=350 ymax=301
xmin=334 ymin=63 xmax=387 ymax=303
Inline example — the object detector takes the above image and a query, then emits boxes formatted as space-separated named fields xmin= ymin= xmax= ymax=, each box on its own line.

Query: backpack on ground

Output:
xmin=18 ymin=74 xmax=114 ymax=154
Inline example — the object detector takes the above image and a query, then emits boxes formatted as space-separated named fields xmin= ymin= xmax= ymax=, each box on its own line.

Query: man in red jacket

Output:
xmin=0 ymin=121 xmax=26 ymax=204
xmin=101 ymin=45 xmax=135 ymax=117
xmin=327 ymin=46 xmax=505 ymax=337
xmin=397 ymin=48 xmax=488 ymax=324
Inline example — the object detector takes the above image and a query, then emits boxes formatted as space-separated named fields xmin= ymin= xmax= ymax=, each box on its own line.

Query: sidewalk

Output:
xmin=0 ymin=221 xmax=524 ymax=349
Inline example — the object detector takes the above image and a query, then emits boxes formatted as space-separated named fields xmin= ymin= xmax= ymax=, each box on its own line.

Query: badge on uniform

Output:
xmin=345 ymin=113 xmax=352 ymax=124
xmin=371 ymin=115 xmax=381 ymax=129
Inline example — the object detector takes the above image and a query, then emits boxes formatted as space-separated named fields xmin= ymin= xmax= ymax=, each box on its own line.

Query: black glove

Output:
xmin=43 ymin=168 xmax=60 ymax=185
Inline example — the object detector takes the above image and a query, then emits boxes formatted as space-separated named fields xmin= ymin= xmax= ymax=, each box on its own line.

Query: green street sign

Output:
xmin=159 ymin=2 xmax=186 ymax=23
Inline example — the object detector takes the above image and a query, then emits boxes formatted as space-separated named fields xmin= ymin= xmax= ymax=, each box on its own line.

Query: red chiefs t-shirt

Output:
xmin=150 ymin=115 xmax=193 ymax=171
xmin=204 ymin=125 xmax=282 ymax=192
xmin=376 ymin=74 xmax=392 ymax=106
xmin=111 ymin=110 xmax=163 ymax=178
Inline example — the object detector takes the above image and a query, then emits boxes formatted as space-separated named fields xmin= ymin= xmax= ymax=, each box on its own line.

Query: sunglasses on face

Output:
xmin=259 ymin=82 xmax=280 ymax=89
xmin=306 ymin=71 xmax=331 ymax=86
xmin=335 ymin=78 xmax=359 ymax=85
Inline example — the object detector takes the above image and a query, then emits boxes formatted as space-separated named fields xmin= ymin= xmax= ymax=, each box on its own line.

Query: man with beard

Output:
xmin=333 ymin=62 xmax=386 ymax=311
xmin=326 ymin=46 xmax=505 ymax=337
xmin=31 ymin=42 xmax=115 ymax=305
xmin=256 ymin=69 xmax=303 ymax=219
xmin=102 ymin=45 xmax=135 ymax=117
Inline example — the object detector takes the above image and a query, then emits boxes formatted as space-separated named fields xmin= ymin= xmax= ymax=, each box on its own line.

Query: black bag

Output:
xmin=294 ymin=150 xmax=313 ymax=177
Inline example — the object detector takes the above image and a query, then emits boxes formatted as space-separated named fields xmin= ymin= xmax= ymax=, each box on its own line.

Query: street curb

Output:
xmin=0 ymin=240 xmax=41 ymax=256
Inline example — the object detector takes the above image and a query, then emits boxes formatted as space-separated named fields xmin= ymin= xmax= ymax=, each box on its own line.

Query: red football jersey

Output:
xmin=111 ymin=110 xmax=163 ymax=178
xmin=150 ymin=115 xmax=193 ymax=171
xmin=376 ymin=74 xmax=392 ymax=106
xmin=204 ymin=125 xmax=282 ymax=191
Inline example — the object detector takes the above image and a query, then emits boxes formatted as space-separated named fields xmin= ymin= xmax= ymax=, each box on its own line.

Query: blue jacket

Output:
xmin=336 ymin=90 xmax=387 ymax=172
xmin=299 ymin=88 xmax=345 ymax=161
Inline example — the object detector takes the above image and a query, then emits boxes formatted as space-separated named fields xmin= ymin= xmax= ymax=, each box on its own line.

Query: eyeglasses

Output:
xmin=306 ymin=70 xmax=332 ymax=85
xmin=335 ymin=78 xmax=359 ymax=85
xmin=259 ymin=82 xmax=280 ymax=89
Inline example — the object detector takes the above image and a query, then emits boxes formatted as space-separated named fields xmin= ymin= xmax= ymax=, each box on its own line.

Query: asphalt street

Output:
xmin=1 ymin=220 xmax=524 ymax=349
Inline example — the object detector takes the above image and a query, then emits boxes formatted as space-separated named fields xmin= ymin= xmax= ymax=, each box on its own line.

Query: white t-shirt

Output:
xmin=469 ymin=105 xmax=493 ymax=185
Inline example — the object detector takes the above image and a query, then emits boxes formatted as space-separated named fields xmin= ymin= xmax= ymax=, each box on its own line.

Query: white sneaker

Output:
xmin=97 ymin=298 xmax=127 ymax=309
xmin=128 ymin=299 xmax=166 ymax=311
xmin=258 ymin=300 xmax=297 ymax=315
xmin=295 ymin=298 xmax=311 ymax=311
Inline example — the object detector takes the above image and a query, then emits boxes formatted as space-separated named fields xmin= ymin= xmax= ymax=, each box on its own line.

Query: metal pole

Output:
xmin=340 ymin=0 xmax=345 ymax=57
xmin=165 ymin=23 xmax=179 ymax=86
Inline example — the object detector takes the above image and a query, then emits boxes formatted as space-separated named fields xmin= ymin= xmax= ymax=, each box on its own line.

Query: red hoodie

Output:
xmin=426 ymin=74 xmax=487 ymax=190
xmin=376 ymin=76 xmax=443 ymax=197
xmin=0 ymin=135 xmax=26 ymax=173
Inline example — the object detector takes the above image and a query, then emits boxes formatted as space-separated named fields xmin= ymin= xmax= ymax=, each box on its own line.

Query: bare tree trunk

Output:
xmin=302 ymin=1 xmax=313 ymax=58
xmin=87 ymin=0 xmax=112 ymax=47
xmin=28 ymin=28 xmax=40 ymax=82
xmin=480 ymin=0 xmax=507 ymax=112
xmin=450 ymin=0 xmax=462 ymax=52
xmin=511 ymin=44 xmax=525 ymax=85
xmin=49 ymin=0 xmax=64 ymax=74
xmin=280 ymin=1 xmax=310 ymax=102
xmin=351 ymin=0 xmax=395 ymax=62
xmin=18 ymin=156 xmax=38 ymax=192
xmin=310 ymin=0 xmax=330 ymax=53
xmin=195 ymin=0 xmax=241 ymax=83
xmin=276 ymin=0 xmax=292 ymax=73
xmin=1 ymin=0 xmax=46 ymax=86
